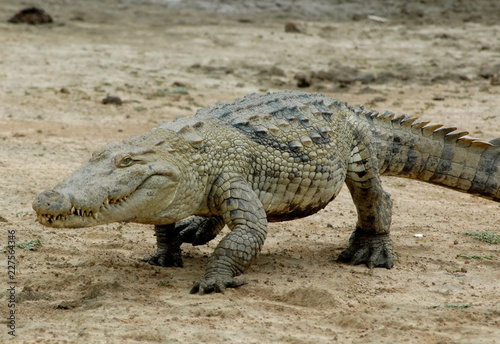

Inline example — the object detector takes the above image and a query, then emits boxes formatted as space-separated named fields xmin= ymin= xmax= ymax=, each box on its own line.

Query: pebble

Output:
xmin=285 ymin=21 xmax=306 ymax=34
xmin=490 ymin=75 xmax=500 ymax=86
xmin=8 ymin=7 xmax=53 ymax=25
xmin=102 ymin=96 xmax=123 ymax=105
xmin=294 ymin=72 xmax=312 ymax=88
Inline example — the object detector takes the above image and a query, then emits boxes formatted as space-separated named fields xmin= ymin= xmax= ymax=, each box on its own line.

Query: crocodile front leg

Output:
xmin=143 ymin=216 xmax=225 ymax=267
xmin=338 ymin=139 xmax=394 ymax=268
xmin=190 ymin=173 xmax=268 ymax=294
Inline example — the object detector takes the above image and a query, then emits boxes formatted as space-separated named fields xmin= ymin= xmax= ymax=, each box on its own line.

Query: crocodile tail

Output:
xmin=356 ymin=108 xmax=500 ymax=202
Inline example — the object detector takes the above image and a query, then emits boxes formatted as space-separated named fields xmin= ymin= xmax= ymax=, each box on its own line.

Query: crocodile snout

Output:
xmin=33 ymin=189 xmax=72 ymax=215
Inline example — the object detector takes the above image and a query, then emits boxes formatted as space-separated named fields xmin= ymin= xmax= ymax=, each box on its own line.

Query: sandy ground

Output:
xmin=1 ymin=1 xmax=499 ymax=343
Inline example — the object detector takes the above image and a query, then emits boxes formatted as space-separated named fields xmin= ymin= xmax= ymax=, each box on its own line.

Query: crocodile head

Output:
xmin=33 ymin=133 xmax=193 ymax=228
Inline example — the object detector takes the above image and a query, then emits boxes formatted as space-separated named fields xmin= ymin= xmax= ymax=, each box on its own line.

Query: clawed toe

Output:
xmin=142 ymin=250 xmax=183 ymax=267
xmin=190 ymin=276 xmax=246 ymax=295
xmin=337 ymin=230 xmax=393 ymax=269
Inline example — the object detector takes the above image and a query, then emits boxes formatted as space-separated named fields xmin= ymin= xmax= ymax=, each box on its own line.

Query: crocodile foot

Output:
xmin=142 ymin=224 xmax=184 ymax=267
xmin=337 ymin=229 xmax=394 ymax=269
xmin=190 ymin=276 xmax=246 ymax=294
xmin=142 ymin=248 xmax=183 ymax=267
xmin=177 ymin=216 xmax=224 ymax=246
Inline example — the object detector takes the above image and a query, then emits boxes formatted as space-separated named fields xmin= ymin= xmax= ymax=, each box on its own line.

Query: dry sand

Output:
xmin=0 ymin=1 xmax=499 ymax=343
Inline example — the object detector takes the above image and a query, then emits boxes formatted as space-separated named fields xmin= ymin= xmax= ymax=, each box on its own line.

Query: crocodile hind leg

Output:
xmin=142 ymin=216 xmax=225 ymax=267
xmin=338 ymin=142 xmax=394 ymax=268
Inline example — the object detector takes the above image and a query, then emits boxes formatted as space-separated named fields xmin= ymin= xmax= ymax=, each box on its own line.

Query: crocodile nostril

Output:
xmin=33 ymin=189 xmax=72 ymax=214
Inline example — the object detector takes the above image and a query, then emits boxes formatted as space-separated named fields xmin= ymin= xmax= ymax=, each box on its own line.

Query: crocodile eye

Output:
xmin=116 ymin=155 xmax=134 ymax=167
xmin=122 ymin=157 xmax=133 ymax=166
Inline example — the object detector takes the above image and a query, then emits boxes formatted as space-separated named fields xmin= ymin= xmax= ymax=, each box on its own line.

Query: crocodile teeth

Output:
xmin=99 ymin=194 xmax=131 ymax=212
xmin=104 ymin=195 xmax=129 ymax=206
xmin=44 ymin=214 xmax=70 ymax=223
xmin=70 ymin=208 xmax=97 ymax=218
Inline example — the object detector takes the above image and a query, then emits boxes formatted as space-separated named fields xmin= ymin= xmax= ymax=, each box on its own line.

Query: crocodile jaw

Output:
xmin=34 ymin=187 xmax=140 ymax=228
xmin=34 ymin=174 xmax=177 ymax=228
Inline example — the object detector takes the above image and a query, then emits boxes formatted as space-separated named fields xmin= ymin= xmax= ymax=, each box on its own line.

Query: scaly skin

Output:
xmin=33 ymin=91 xmax=500 ymax=294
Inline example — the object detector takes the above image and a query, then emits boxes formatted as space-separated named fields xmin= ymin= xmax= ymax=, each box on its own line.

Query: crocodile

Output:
xmin=33 ymin=91 xmax=500 ymax=294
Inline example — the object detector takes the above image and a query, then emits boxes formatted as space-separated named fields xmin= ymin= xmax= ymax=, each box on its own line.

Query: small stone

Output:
xmin=285 ymin=21 xmax=306 ymax=34
xmin=238 ymin=18 xmax=253 ymax=24
xmin=172 ymin=81 xmax=188 ymax=88
xmin=294 ymin=72 xmax=312 ymax=88
xmin=271 ymin=78 xmax=286 ymax=86
xmin=479 ymin=64 xmax=498 ymax=79
xmin=453 ymin=240 xmax=459 ymax=245
xmin=357 ymin=86 xmax=378 ymax=94
xmin=102 ymin=96 xmax=123 ymax=105
xmin=367 ymin=15 xmax=388 ymax=23
xmin=460 ymin=267 xmax=467 ymax=273
xmin=490 ymin=75 xmax=500 ymax=86
xmin=356 ymin=73 xmax=376 ymax=84
xmin=371 ymin=96 xmax=387 ymax=103
xmin=269 ymin=66 xmax=285 ymax=77
xmin=352 ymin=14 xmax=365 ymax=21
xmin=8 ymin=7 xmax=53 ymax=25
xmin=55 ymin=300 xmax=80 ymax=309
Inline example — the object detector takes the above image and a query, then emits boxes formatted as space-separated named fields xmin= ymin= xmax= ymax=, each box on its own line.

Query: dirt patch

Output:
xmin=0 ymin=1 xmax=499 ymax=343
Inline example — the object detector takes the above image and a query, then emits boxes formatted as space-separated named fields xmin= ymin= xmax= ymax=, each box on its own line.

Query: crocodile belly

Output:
xmin=252 ymin=168 xmax=346 ymax=222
